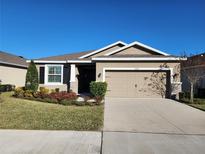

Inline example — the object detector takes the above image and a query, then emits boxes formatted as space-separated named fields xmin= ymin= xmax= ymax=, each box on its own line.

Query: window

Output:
xmin=45 ymin=65 xmax=63 ymax=84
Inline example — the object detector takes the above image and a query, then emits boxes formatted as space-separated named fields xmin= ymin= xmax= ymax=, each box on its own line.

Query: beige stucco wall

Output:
xmin=38 ymin=84 xmax=68 ymax=91
xmin=91 ymin=45 xmax=123 ymax=57
xmin=96 ymin=62 xmax=181 ymax=81
xmin=115 ymin=46 xmax=152 ymax=55
xmin=0 ymin=65 xmax=27 ymax=87
xmin=96 ymin=61 xmax=181 ymax=97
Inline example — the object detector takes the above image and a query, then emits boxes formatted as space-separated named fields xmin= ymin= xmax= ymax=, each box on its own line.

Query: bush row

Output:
xmin=0 ymin=84 xmax=15 ymax=92
xmin=179 ymin=91 xmax=205 ymax=104
xmin=13 ymin=87 xmax=102 ymax=106
xmin=13 ymin=87 xmax=79 ymax=105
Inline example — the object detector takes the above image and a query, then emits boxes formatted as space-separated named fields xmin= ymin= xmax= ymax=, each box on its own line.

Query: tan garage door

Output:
xmin=105 ymin=71 xmax=170 ymax=98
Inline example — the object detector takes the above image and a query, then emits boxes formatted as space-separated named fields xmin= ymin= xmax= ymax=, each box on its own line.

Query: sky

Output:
xmin=0 ymin=0 xmax=205 ymax=59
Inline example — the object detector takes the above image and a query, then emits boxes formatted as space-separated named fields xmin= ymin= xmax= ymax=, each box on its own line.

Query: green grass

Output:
xmin=181 ymin=97 xmax=205 ymax=111
xmin=0 ymin=92 xmax=103 ymax=130
xmin=189 ymin=104 xmax=205 ymax=111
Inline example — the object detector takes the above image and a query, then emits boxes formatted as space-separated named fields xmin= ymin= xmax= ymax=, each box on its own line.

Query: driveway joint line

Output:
xmin=103 ymin=130 xmax=205 ymax=136
xmin=146 ymin=104 xmax=187 ymax=134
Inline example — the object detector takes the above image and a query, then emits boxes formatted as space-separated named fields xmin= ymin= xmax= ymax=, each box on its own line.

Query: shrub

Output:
xmin=0 ymin=84 xmax=15 ymax=92
xmin=50 ymin=89 xmax=55 ymax=93
xmin=184 ymin=92 xmax=190 ymax=99
xmin=55 ymin=88 xmax=60 ymax=93
xmin=14 ymin=87 xmax=25 ymax=97
xmin=48 ymin=91 xmax=77 ymax=102
xmin=42 ymin=98 xmax=58 ymax=104
xmin=60 ymin=99 xmax=75 ymax=106
xmin=24 ymin=90 xmax=33 ymax=97
xmin=179 ymin=92 xmax=185 ymax=101
xmin=90 ymin=81 xmax=107 ymax=103
xmin=35 ymin=91 xmax=49 ymax=99
xmin=193 ymin=98 xmax=205 ymax=104
xmin=25 ymin=60 xmax=39 ymax=92
xmin=39 ymin=87 xmax=49 ymax=95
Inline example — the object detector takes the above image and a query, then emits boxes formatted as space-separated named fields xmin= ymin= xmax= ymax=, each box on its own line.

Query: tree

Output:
xmin=181 ymin=55 xmax=204 ymax=103
xmin=147 ymin=63 xmax=169 ymax=98
xmin=25 ymin=60 xmax=39 ymax=91
xmin=144 ymin=63 xmax=180 ymax=98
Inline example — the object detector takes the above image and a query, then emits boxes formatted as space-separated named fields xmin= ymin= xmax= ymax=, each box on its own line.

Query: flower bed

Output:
xmin=13 ymin=87 xmax=100 ymax=106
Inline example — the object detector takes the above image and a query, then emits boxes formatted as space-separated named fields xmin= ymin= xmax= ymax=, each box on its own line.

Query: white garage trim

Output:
xmin=102 ymin=67 xmax=174 ymax=82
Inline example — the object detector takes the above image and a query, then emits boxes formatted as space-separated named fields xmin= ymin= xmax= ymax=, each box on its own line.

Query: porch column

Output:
xmin=70 ymin=64 xmax=76 ymax=82
xmin=70 ymin=64 xmax=78 ymax=93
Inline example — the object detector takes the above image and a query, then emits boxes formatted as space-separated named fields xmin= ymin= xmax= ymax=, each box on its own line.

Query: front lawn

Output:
xmin=0 ymin=92 xmax=103 ymax=130
xmin=189 ymin=104 xmax=205 ymax=111
xmin=181 ymin=98 xmax=205 ymax=111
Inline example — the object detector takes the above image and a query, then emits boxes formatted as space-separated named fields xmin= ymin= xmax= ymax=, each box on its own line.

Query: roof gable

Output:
xmin=79 ymin=41 xmax=127 ymax=59
xmin=105 ymin=41 xmax=170 ymax=56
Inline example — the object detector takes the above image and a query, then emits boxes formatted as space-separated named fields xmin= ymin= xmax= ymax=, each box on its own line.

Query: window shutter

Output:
xmin=63 ymin=65 xmax=70 ymax=84
xmin=39 ymin=67 xmax=45 ymax=84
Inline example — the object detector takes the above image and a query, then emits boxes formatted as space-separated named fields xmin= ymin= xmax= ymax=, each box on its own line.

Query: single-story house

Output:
xmin=29 ymin=41 xmax=184 ymax=98
xmin=0 ymin=51 xmax=28 ymax=87
xmin=181 ymin=53 xmax=205 ymax=98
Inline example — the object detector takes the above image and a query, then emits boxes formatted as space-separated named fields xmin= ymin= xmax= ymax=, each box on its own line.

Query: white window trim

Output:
xmin=102 ymin=67 xmax=174 ymax=83
xmin=45 ymin=64 xmax=64 ymax=85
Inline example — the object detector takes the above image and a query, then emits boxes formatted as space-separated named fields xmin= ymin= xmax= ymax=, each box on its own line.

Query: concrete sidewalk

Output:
xmin=0 ymin=130 xmax=101 ymax=154
xmin=102 ymin=131 xmax=205 ymax=154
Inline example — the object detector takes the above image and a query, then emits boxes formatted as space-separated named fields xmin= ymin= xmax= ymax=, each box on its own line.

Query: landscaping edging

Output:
xmin=13 ymin=96 xmax=103 ymax=106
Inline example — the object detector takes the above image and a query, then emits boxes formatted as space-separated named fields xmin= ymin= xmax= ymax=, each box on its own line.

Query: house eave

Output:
xmin=67 ymin=60 xmax=92 ymax=63
xmin=0 ymin=60 xmax=28 ymax=68
xmin=92 ymin=57 xmax=187 ymax=61
xmin=26 ymin=60 xmax=67 ymax=63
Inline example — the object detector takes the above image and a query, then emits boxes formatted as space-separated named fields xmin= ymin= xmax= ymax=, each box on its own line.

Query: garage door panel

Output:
xmin=105 ymin=71 xmax=168 ymax=98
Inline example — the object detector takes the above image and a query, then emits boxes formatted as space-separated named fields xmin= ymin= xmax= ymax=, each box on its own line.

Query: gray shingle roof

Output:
xmin=0 ymin=51 xmax=28 ymax=68
xmin=35 ymin=50 xmax=95 ymax=61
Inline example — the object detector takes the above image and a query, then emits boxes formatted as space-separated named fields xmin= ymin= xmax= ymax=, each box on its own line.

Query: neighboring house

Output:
xmin=181 ymin=53 xmax=205 ymax=98
xmin=0 ymin=51 xmax=28 ymax=87
xmin=29 ymin=41 xmax=183 ymax=98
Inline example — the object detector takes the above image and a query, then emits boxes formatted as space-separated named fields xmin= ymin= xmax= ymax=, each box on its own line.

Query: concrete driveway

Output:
xmin=103 ymin=98 xmax=205 ymax=154
xmin=104 ymin=98 xmax=205 ymax=134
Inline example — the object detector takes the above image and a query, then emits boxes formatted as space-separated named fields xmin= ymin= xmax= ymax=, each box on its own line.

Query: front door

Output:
xmin=78 ymin=65 xmax=96 ymax=93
